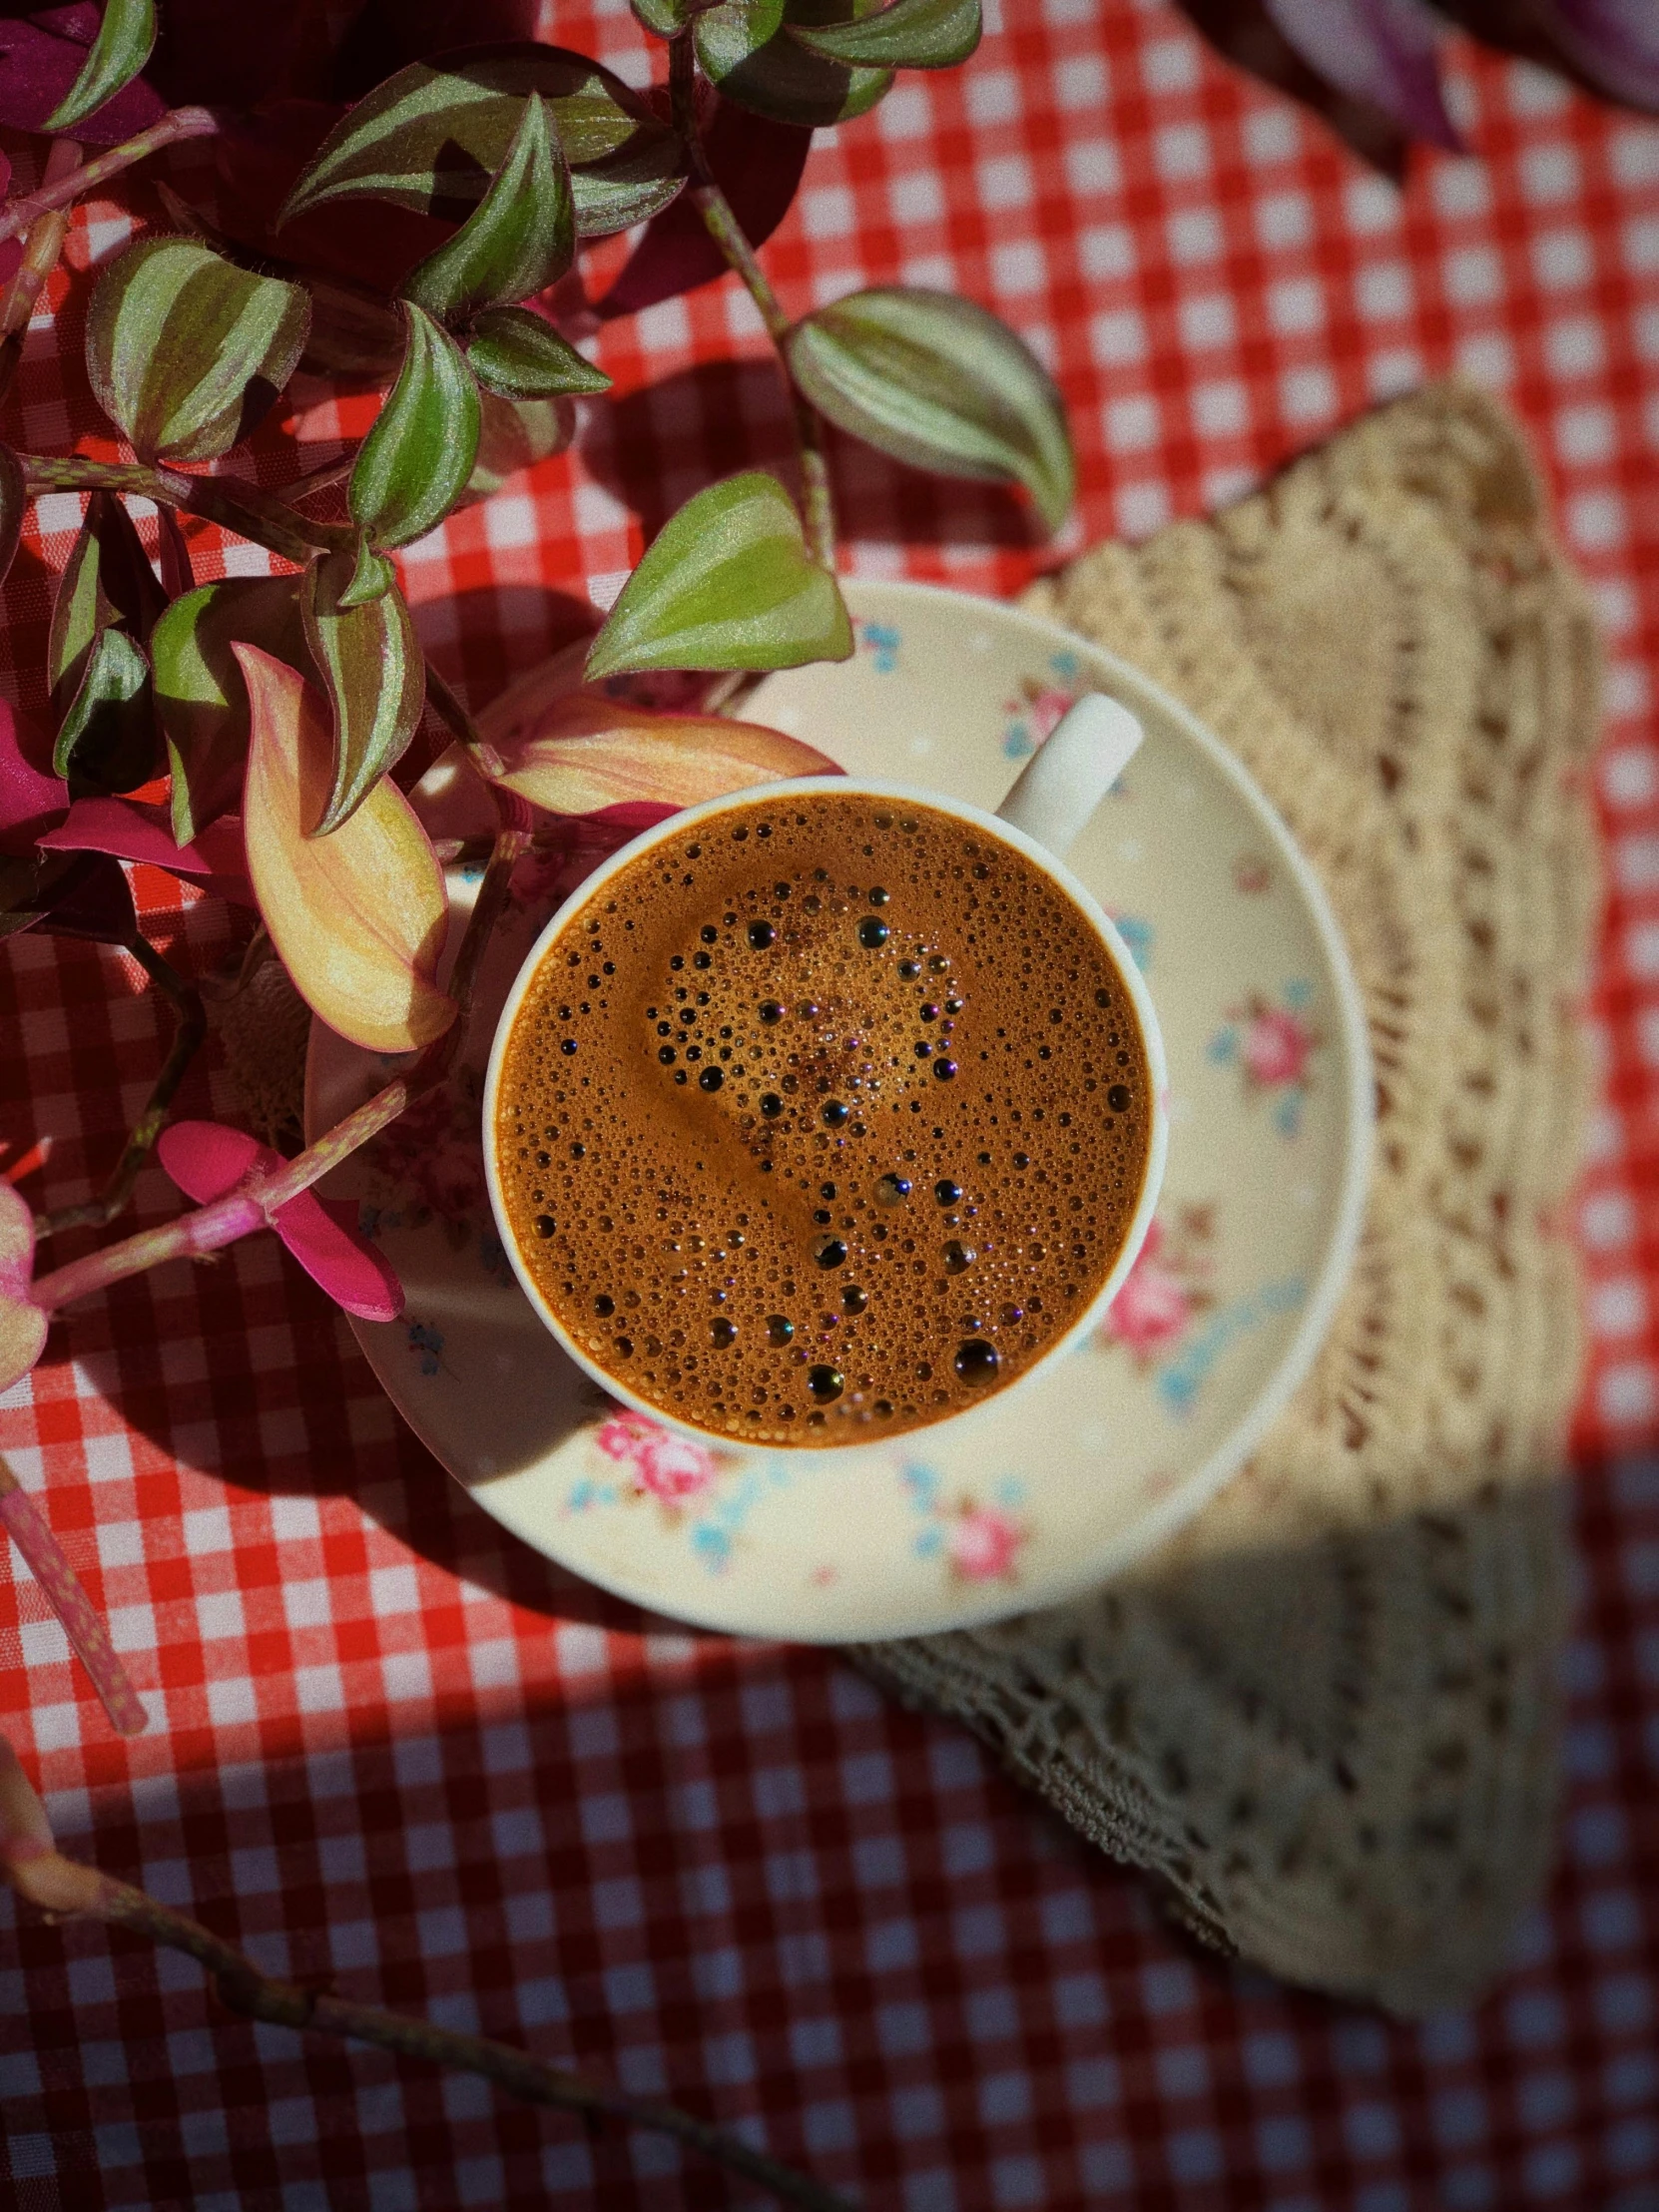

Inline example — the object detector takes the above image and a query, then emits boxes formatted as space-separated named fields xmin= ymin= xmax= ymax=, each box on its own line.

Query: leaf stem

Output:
xmin=17 ymin=455 xmax=353 ymax=565
xmin=669 ymin=37 xmax=836 ymax=570
xmin=0 ymin=140 xmax=81 ymax=405
xmin=0 ymin=1833 xmax=847 ymax=2209
xmin=0 ymin=108 xmax=221 ymax=245
xmin=34 ymin=935 xmax=205 ymax=1241
xmin=0 ymin=1457 xmax=145 ymax=1734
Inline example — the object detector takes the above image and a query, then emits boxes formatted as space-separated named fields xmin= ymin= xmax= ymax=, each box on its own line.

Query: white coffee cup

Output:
xmin=483 ymin=696 xmax=1167 ymax=1450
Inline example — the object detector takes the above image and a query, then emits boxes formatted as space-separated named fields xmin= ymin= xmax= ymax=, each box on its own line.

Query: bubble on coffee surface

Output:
xmin=495 ymin=792 xmax=1152 ymax=1446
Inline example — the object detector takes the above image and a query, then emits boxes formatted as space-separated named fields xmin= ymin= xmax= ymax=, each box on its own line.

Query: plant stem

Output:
xmin=0 ymin=108 xmax=221 ymax=244
xmin=0 ymin=1458 xmax=145 ymax=1734
xmin=29 ymin=808 xmax=529 ymax=1319
xmin=18 ymin=455 xmax=352 ymax=565
xmin=0 ymin=140 xmax=80 ymax=405
xmin=669 ymin=37 xmax=836 ymax=570
xmin=423 ymin=660 xmax=507 ymax=780
xmin=0 ymin=1834 xmax=847 ymax=2209
xmin=34 ymin=936 xmax=205 ymax=1241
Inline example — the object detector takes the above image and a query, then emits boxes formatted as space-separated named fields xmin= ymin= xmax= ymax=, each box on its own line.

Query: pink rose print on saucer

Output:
xmin=1208 ymin=984 xmax=1323 ymax=1137
xmin=947 ymin=1505 xmax=1026 ymax=1583
xmin=1102 ymin=1206 xmax=1217 ymax=1368
xmin=596 ymin=1411 xmax=719 ymax=1503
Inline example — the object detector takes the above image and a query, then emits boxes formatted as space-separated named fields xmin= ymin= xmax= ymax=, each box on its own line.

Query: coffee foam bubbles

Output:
xmin=495 ymin=792 xmax=1152 ymax=1446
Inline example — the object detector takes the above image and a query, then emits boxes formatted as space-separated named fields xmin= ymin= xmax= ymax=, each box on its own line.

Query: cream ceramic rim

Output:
xmin=480 ymin=776 xmax=1171 ymax=1456
xmin=306 ymin=579 xmax=1375 ymax=1638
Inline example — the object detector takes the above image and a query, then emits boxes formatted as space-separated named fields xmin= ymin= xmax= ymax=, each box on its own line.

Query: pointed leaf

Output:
xmin=586 ymin=472 xmax=852 ymax=681
xmin=152 ymin=576 xmax=311 ymax=845
xmin=479 ymin=689 xmax=842 ymax=815
xmin=88 ymin=236 xmax=311 ymax=463
xmin=465 ymin=305 xmax=611 ymax=399
xmin=349 ymin=303 xmax=480 ymax=551
xmin=300 ymin=550 xmax=425 ymax=835
xmin=400 ymin=91 xmax=574 ymax=320
xmin=51 ymin=626 xmax=155 ymax=793
xmin=696 ymin=1 xmax=894 ymax=127
xmin=276 ymin=45 xmax=684 ymax=241
xmin=337 ymin=535 xmax=399 ymax=610
xmin=0 ymin=443 xmax=22 ymax=589
xmin=792 ymin=0 xmax=980 ymax=67
xmin=275 ymin=1194 xmax=404 ymax=1322
xmin=238 ymin=646 xmax=454 ymax=1054
xmin=39 ymin=798 xmax=255 ymax=906
xmin=786 ymin=286 xmax=1074 ymax=530
xmin=43 ymin=0 xmax=157 ymax=133
xmin=87 ymin=490 xmax=169 ymax=645
xmin=0 ymin=704 xmax=64 ymax=856
xmin=0 ymin=15 xmax=162 ymax=145
xmin=460 ymin=391 xmax=575 ymax=504
xmin=1263 ymin=0 xmax=1462 ymax=151
xmin=48 ymin=501 xmax=117 ymax=723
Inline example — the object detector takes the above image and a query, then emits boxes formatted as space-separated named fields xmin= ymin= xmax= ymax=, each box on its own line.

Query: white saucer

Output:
xmin=305 ymin=581 xmax=1371 ymax=1641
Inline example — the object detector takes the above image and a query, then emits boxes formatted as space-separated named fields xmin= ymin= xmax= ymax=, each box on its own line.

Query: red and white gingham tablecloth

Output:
xmin=2 ymin=3 xmax=1657 ymax=2205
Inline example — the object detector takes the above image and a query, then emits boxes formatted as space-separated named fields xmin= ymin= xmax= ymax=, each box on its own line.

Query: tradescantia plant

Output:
xmin=0 ymin=2 xmax=1058 ymax=2199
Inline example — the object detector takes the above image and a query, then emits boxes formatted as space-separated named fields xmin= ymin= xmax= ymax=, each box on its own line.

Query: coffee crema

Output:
xmin=494 ymin=791 xmax=1152 ymax=1445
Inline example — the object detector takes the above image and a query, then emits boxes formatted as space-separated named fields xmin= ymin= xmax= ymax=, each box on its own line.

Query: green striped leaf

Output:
xmin=348 ymin=304 xmax=481 ymax=551
xmin=44 ymin=0 xmax=157 ymax=132
xmin=278 ymin=46 xmax=684 ymax=242
xmin=695 ymin=1 xmax=894 ymax=127
xmin=300 ymin=551 xmax=425 ymax=836
xmin=791 ymin=0 xmax=979 ymax=67
xmin=46 ymin=491 xmax=165 ymax=733
xmin=87 ymin=238 xmax=310 ymax=463
xmin=631 ymin=0 xmax=692 ymax=31
xmin=151 ymin=577 xmax=311 ymax=845
xmin=465 ymin=306 xmax=611 ymax=399
xmin=336 ymin=534 xmax=398 ymax=610
xmin=787 ymin=286 xmax=1074 ymax=530
xmin=51 ymin=626 xmax=154 ymax=793
xmin=399 ymin=93 xmax=574 ymax=322
xmin=586 ymin=471 xmax=852 ymax=681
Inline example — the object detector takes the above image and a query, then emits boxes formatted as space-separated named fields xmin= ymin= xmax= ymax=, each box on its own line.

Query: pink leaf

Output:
xmin=157 ymin=1118 xmax=265 ymax=1205
xmin=38 ymin=797 xmax=257 ymax=905
xmin=273 ymin=1192 xmax=403 ymax=1323
xmin=158 ymin=1120 xmax=404 ymax=1321
xmin=0 ymin=700 xmax=66 ymax=857
xmin=1264 ymin=0 xmax=1463 ymax=149
xmin=1540 ymin=0 xmax=1659 ymax=109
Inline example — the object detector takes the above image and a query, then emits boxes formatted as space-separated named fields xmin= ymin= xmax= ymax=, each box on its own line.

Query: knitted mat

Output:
xmin=853 ymin=379 xmax=1604 ymax=2016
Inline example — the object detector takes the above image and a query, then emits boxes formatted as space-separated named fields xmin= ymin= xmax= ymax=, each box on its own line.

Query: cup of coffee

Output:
xmin=483 ymin=696 xmax=1167 ymax=1450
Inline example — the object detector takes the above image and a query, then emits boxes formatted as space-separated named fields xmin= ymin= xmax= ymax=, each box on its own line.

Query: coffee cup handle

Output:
xmin=994 ymin=693 xmax=1144 ymax=862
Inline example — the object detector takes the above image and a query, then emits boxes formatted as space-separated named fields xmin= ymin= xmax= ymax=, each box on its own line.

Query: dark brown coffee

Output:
xmin=494 ymin=791 xmax=1152 ymax=1446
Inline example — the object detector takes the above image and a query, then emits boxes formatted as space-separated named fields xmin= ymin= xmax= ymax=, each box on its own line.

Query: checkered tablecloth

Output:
xmin=3 ymin=4 xmax=1658 ymax=2206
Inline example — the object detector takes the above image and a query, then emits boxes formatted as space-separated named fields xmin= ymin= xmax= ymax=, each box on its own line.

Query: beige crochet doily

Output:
xmin=854 ymin=379 xmax=1603 ymax=2017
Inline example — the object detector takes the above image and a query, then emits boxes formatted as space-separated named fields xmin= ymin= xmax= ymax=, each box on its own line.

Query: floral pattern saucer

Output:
xmin=305 ymin=581 xmax=1371 ymax=1641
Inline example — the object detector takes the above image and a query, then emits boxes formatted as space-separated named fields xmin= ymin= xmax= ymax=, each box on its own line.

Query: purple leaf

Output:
xmin=1263 ymin=0 xmax=1463 ymax=149
xmin=1540 ymin=0 xmax=1659 ymax=108
xmin=597 ymin=96 xmax=810 ymax=320
xmin=0 ymin=702 xmax=66 ymax=858
xmin=158 ymin=1119 xmax=405 ymax=1322
xmin=0 ymin=9 xmax=165 ymax=145
xmin=274 ymin=1193 xmax=403 ymax=1322
xmin=28 ymin=849 xmax=136 ymax=944
xmin=37 ymin=796 xmax=257 ymax=905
